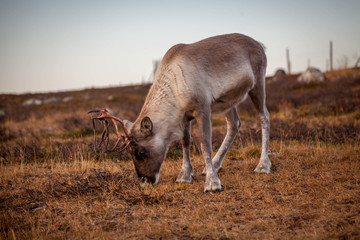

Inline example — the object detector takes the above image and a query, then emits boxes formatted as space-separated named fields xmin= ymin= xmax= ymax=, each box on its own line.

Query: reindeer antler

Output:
xmin=88 ymin=109 xmax=132 ymax=152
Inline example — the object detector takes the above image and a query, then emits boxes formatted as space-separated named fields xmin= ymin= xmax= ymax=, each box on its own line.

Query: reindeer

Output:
xmin=89 ymin=33 xmax=271 ymax=192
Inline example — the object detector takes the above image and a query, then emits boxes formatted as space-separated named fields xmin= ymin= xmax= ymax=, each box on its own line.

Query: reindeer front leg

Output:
xmin=195 ymin=110 xmax=222 ymax=192
xmin=176 ymin=121 xmax=194 ymax=183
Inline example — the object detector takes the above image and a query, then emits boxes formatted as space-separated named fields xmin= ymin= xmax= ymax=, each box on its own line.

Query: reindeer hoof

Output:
xmin=204 ymin=173 xmax=222 ymax=192
xmin=204 ymin=185 xmax=224 ymax=193
xmin=254 ymin=161 xmax=271 ymax=174
xmin=176 ymin=169 xmax=194 ymax=183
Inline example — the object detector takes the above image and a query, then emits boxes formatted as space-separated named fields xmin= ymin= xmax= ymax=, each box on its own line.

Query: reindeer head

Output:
xmin=88 ymin=109 xmax=166 ymax=185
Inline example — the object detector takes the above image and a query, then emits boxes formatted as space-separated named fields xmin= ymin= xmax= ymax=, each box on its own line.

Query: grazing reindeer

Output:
xmin=89 ymin=33 xmax=271 ymax=192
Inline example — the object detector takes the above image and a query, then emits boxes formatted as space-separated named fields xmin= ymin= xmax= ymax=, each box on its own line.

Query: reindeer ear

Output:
xmin=140 ymin=116 xmax=153 ymax=135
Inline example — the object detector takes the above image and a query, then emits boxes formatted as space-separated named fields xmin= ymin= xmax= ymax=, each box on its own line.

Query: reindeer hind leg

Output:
xmin=249 ymin=85 xmax=271 ymax=173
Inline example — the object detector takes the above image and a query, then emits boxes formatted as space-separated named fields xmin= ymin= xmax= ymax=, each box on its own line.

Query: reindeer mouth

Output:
xmin=137 ymin=172 xmax=160 ymax=186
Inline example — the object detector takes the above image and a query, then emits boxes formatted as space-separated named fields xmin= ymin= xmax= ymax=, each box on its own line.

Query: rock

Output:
xmin=43 ymin=97 xmax=61 ymax=104
xmin=62 ymin=96 xmax=73 ymax=102
xmin=297 ymin=67 xmax=326 ymax=83
xmin=273 ymin=68 xmax=287 ymax=81
xmin=22 ymin=98 xmax=42 ymax=106
xmin=275 ymin=69 xmax=286 ymax=76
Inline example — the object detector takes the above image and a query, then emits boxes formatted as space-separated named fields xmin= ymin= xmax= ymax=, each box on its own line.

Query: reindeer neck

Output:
xmin=137 ymin=71 xmax=184 ymax=143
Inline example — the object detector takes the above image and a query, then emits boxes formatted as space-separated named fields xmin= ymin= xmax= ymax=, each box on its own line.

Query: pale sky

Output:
xmin=0 ymin=0 xmax=359 ymax=93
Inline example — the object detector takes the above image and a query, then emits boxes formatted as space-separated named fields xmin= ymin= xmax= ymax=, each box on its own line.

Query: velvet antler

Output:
xmin=88 ymin=109 xmax=132 ymax=152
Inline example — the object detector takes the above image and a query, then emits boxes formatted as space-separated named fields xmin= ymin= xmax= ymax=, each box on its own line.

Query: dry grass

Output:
xmin=1 ymin=69 xmax=359 ymax=239
xmin=1 ymin=143 xmax=359 ymax=239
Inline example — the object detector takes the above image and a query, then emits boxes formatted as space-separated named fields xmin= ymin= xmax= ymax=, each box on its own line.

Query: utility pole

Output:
xmin=330 ymin=41 xmax=333 ymax=71
xmin=326 ymin=59 xmax=329 ymax=72
xmin=286 ymin=48 xmax=291 ymax=74
xmin=355 ymin=56 xmax=360 ymax=68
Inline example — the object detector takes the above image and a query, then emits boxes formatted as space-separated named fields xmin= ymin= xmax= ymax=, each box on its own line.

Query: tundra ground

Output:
xmin=1 ymin=69 xmax=359 ymax=239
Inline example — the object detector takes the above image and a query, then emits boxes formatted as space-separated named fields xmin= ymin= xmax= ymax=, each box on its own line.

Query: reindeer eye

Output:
xmin=135 ymin=148 xmax=146 ymax=160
